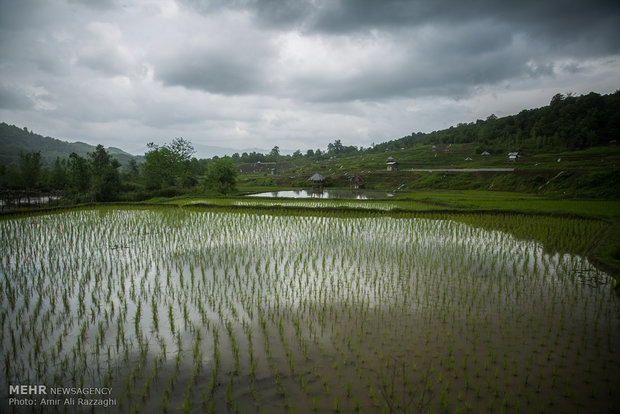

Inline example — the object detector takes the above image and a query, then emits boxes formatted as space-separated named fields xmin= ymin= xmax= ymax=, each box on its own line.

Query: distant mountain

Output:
xmin=0 ymin=122 xmax=138 ymax=167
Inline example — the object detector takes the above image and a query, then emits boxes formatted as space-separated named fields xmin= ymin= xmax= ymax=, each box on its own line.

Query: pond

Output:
xmin=0 ymin=194 xmax=62 ymax=209
xmin=247 ymin=189 xmax=393 ymax=199
xmin=0 ymin=207 xmax=618 ymax=413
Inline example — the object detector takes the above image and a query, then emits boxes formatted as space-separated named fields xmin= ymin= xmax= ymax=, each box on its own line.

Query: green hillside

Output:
xmin=0 ymin=122 xmax=137 ymax=167
xmin=375 ymin=91 xmax=620 ymax=153
xmin=1 ymin=90 xmax=618 ymax=200
xmin=233 ymin=91 xmax=620 ymax=199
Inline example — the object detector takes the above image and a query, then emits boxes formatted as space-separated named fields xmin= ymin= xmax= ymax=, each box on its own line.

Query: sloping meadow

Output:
xmin=1 ymin=207 xmax=618 ymax=413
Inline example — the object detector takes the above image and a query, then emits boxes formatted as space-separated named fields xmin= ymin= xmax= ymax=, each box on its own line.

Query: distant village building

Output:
xmin=308 ymin=173 xmax=326 ymax=188
xmin=386 ymin=157 xmax=399 ymax=171
xmin=348 ymin=175 xmax=365 ymax=189
xmin=507 ymin=152 xmax=520 ymax=161
xmin=255 ymin=161 xmax=277 ymax=174
xmin=481 ymin=151 xmax=491 ymax=156
xmin=465 ymin=157 xmax=473 ymax=161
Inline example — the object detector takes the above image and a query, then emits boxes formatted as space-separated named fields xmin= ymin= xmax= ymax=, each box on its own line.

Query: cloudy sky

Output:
xmin=1 ymin=0 xmax=619 ymax=156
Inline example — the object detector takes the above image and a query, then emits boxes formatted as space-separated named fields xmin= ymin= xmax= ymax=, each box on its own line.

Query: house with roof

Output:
xmin=348 ymin=175 xmax=365 ymax=189
xmin=308 ymin=173 xmax=326 ymax=188
xmin=508 ymin=152 xmax=520 ymax=161
xmin=386 ymin=157 xmax=399 ymax=171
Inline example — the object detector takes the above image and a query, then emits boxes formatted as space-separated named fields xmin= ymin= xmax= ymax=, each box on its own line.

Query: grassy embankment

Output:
xmin=236 ymin=144 xmax=619 ymax=197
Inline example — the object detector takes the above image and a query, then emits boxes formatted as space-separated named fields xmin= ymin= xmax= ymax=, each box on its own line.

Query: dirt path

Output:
xmin=405 ymin=168 xmax=515 ymax=172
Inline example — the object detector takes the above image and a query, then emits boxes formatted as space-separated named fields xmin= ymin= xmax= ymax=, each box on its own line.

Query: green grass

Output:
xmin=396 ymin=190 xmax=620 ymax=279
xmin=395 ymin=190 xmax=620 ymax=219
xmin=157 ymin=195 xmax=447 ymax=212
xmin=234 ymin=143 xmax=619 ymax=196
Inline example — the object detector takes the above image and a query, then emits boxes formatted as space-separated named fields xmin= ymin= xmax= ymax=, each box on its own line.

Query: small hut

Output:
xmin=308 ymin=173 xmax=326 ymax=189
xmin=348 ymin=175 xmax=365 ymax=189
xmin=386 ymin=157 xmax=399 ymax=171
xmin=386 ymin=156 xmax=399 ymax=171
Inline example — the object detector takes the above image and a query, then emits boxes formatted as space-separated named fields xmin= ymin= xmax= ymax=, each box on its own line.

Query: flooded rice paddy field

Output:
xmin=1 ymin=207 xmax=618 ymax=413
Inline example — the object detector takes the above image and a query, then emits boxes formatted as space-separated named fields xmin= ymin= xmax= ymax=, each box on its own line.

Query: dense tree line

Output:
xmin=0 ymin=145 xmax=122 ymax=202
xmin=230 ymin=139 xmax=362 ymax=164
xmin=372 ymin=91 xmax=620 ymax=154
xmin=0 ymin=138 xmax=238 ymax=202
xmin=231 ymin=91 xmax=620 ymax=164
xmin=1 ymin=90 xmax=616 ymax=202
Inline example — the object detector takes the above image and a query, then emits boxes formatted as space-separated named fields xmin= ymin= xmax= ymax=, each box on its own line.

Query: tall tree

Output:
xmin=204 ymin=157 xmax=237 ymax=194
xmin=49 ymin=157 xmax=68 ymax=190
xmin=68 ymin=152 xmax=90 ymax=194
xmin=327 ymin=139 xmax=344 ymax=154
xmin=89 ymin=145 xmax=120 ymax=201
xmin=18 ymin=151 xmax=42 ymax=189
xmin=142 ymin=138 xmax=196 ymax=190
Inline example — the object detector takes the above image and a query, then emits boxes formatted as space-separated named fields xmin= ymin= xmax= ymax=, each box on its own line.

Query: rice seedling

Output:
xmin=0 ymin=206 xmax=618 ymax=412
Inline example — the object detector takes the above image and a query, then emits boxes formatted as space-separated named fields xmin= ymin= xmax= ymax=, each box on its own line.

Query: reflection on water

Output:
xmin=1 ymin=209 xmax=618 ymax=413
xmin=248 ymin=189 xmax=393 ymax=199
xmin=0 ymin=195 xmax=62 ymax=208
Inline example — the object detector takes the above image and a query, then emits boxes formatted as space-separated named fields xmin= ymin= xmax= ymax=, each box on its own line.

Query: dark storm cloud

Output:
xmin=309 ymin=0 xmax=620 ymax=38
xmin=152 ymin=11 xmax=279 ymax=96
xmin=67 ymin=0 xmax=118 ymax=9
xmin=0 ymin=84 xmax=34 ymax=110
xmin=169 ymin=0 xmax=620 ymax=102
xmin=157 ymin=52 xmax=267 ymax=95
xmin=178 ymin=0 xmax=314 ymax=28
xmin=1 ymin=0 xmax=618 ymax=152
xmin=178 ymin=0 xmax=620 ymax=56
xmin=281 ymin=20 xmax=540 ymax=102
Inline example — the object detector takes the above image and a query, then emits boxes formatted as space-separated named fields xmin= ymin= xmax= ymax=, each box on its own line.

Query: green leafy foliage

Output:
xmin=374 ymin=91 xmax=620 ymax=153
xmin=142 ymin=138 xmax=196 ymax=191
xmin=204 ymin=158 xmax=237 ymax=194
xmin=17 ymin=151 xmax=42 ymax=189
xmin=89 ymin=144 xmax=121 ymax=201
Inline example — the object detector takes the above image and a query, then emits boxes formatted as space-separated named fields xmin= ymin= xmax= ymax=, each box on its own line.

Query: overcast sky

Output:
xmin=1 ymin=0 xmax=619 ymax=156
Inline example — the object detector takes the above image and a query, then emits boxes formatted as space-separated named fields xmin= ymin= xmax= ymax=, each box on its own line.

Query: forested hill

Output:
xmin=2 ymin=90 xmax=619 ymax=167
xmin=0 ymin=122 xmax=136 ymax=166
xmin=373 ymin=91 xmax=620 ymax=154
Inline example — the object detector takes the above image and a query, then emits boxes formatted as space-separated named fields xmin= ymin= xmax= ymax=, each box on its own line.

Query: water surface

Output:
xmin=248 ymin=189 xmax=393 ymax=199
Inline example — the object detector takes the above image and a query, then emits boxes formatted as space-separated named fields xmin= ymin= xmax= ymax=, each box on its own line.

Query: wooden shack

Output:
xmin=308 ymin=173 xmax=326 ymax=188
xmin=386 ymin=157 xmax=399 ymax=171
xmin=348 ymin=175 xmax=365 ymax=189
